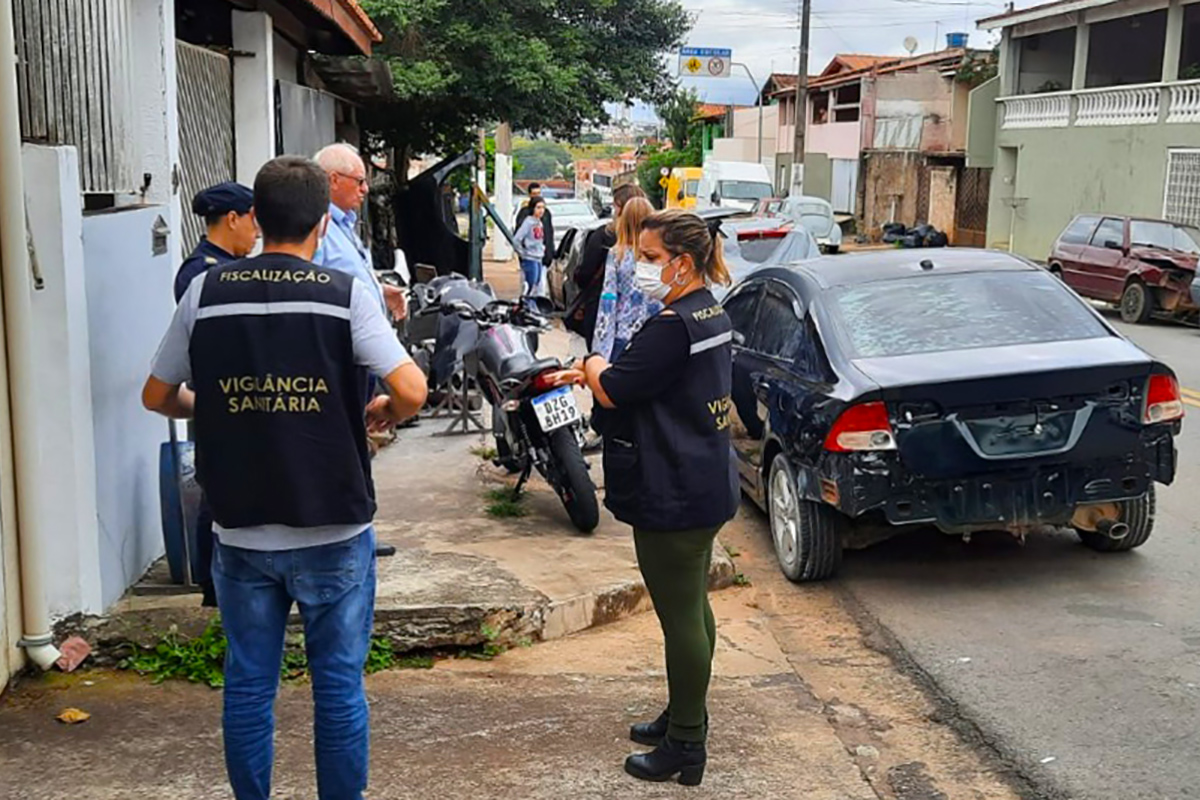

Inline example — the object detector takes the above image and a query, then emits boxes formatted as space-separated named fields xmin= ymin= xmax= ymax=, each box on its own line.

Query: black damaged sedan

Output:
xmin=726 ymin=249 xmax=1182 ymax=581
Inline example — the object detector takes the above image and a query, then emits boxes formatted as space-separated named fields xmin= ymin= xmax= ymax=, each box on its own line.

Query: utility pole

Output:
xmin=791 ymin=0 xmax=812 ymax=196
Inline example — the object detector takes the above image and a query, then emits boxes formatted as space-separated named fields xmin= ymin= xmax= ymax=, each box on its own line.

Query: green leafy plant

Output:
xmin=122 ymin=617 xmax=228 ymax=689
xmin=397 ymin=654 xmax=436 ymax=670
xmin=366 ymin=637 xmax=397 ymax=674
xmin=470 ymin=444 xmax=499 ymax=461
xmin=485 ymin=487 xmax=528 ymax=518
xmin=733 ymin=572 xmax=752 ymax=587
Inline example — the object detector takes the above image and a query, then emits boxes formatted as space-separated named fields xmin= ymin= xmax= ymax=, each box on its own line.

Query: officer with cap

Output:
xmin=175 ymin=182 xmax=258 ymax=302
xmin=175 ymin=182 xmax=257 ymax=605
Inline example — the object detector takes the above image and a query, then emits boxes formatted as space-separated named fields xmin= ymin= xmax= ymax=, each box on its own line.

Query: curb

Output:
xmin=59 ymin=546 xmax=739 ymax=663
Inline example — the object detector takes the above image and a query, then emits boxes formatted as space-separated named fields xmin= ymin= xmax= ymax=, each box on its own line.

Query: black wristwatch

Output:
xmin=582 ymin=352 xmax=604 ymax=368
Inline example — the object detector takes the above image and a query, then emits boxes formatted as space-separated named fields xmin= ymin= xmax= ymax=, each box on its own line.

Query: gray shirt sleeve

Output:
xmin=350 ymin=279 xmax=410 ymax=378
xmin=150 ymin=272 xmax=204 ymax=384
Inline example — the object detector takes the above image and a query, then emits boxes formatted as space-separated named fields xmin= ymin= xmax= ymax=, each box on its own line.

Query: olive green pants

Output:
xmin=633 ymin=525 xmax=722 ymax=743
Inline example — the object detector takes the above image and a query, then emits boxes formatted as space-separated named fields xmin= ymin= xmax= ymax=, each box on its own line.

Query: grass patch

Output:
xmin=732 ymin=572 xmax=752 ymax=587
xmin=121 ymin=620 xmax=430 ymax=685
xmin=485 ymin=487 xmax=527 ymax=518
xmin=470 ymin=444 xmax=499 ymax=461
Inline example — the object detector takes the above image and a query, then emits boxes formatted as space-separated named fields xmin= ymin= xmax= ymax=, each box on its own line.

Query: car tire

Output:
xmin=767 ymin=454 xmax=843 ymax=582
xmin=1076 ymin=486 xmax=1155 ymax=552
xmin=1120 ymin=280 xmax=1155 ymax=324
xmin=1048 ymin=263 xmax=1064 ymax=280
xmin=826 ymin=245 xmax=840 ymax=255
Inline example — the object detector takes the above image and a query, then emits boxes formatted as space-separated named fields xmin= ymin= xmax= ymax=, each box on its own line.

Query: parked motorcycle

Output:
xmin=419 ymin=294 xmax=600 ymax=534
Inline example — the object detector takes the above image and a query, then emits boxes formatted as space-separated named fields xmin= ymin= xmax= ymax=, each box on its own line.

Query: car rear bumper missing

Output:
xmin=824 ymin=429 xmax=1176 ymax=533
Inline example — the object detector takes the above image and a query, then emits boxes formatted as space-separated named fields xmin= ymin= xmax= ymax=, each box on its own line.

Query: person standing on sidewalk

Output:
xmin=569 ymin=209 xmax=737 ymax=786
xmin=593 ymin=196 xmax=658 ymax=363
xmin=567 ymin=184 xmax=647 ymax=353
xmin=141 ymin=156 xmax=428 ymax=800
xmin=173 ymin=182 xmax=260 ymax=608
xmin=313 ymin=143 xmax=408 ymax=323
xmin=514 ymin=197 xmax=548 ymax=305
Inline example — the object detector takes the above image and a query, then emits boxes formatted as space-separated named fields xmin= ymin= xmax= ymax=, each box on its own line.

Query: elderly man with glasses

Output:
xmin=313 ymin=143 xmax=406 ymax=321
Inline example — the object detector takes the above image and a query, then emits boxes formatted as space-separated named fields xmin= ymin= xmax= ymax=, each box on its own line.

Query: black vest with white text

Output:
xmin=602 ymin=288 xmax=738 ymax=532
xmin=189 ymin=254 xmax=374 ymax=530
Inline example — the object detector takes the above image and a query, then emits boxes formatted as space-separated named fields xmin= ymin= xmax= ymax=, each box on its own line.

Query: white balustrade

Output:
xmin=1001 ymin=94 xmax=1071 ymax=129
xmin=1076 ymin=86 xmax=1160 ymax=126
xmin=1168 ymin=82 xmax=1200 ymax=123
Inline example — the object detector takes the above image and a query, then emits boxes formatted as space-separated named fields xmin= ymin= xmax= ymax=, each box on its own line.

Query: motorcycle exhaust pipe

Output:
xmin=1096 ymin=519 xmax=1130 ymax=541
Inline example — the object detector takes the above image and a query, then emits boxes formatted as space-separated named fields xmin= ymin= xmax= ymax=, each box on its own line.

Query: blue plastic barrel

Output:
xmin=158 ymin=438 xmax=204 ymax=584
xmin=946 ymin=32 xmax=969 ymax=49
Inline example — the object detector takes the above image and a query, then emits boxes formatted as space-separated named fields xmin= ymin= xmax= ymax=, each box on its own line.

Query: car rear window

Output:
xmin=829 ymin=271 xmax=1110 ymax=359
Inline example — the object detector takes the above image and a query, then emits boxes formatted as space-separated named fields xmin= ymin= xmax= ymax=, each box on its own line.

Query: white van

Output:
xmin=696 ymin=161 xmax=775 ymax=212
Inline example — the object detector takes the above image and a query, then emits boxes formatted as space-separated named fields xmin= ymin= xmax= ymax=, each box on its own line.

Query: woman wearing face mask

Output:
xmin=593 ymin=197 xmax=658 ymax=363
xmin=568 ymin=209 xmax=737 ymax=786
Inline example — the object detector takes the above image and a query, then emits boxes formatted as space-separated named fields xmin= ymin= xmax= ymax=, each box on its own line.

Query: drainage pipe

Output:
xmin=0 ymin=0 xmax=61 ymax=670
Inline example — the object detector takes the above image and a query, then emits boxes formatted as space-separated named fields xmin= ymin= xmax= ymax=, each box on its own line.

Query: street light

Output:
xmin=732 ymin=62 xmax=764 ymax=164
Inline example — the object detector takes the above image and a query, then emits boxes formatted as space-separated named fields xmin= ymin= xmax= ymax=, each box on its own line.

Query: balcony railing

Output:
xmin=999 ymin=80 xmax=1200 ymax=130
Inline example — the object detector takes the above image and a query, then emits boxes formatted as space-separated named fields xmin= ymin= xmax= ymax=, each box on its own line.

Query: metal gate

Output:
xmin=955 ymin=167 xmax=992 ymax=248
xmin=176 ymin=42 xmax=234 ymax=252
xmin=831 ymin=158 xmax=859 ymax=215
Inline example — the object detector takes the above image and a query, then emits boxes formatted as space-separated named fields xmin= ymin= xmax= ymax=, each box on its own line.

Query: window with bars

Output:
xmin=1164 ymin=149 xmax=1200 ymax=227
xmin=13 ymin=0 xmax=138 ymax=195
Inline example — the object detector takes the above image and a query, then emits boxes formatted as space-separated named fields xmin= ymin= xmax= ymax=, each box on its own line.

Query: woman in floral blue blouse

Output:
xmin=594 ymin=197 xmax=660 ymax=361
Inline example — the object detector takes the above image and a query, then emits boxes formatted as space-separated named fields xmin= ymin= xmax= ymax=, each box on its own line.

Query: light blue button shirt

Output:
xmin=314 ymin=203 xmax=385 ymax=311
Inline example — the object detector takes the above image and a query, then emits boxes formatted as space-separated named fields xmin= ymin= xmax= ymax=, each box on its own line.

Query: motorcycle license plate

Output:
xmin=532 ymin=387 xmax=581 ymax=432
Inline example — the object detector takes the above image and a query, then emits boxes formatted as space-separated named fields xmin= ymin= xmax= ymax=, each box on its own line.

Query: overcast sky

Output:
xmin=671 ymin=0 xmax=1040 ymax=106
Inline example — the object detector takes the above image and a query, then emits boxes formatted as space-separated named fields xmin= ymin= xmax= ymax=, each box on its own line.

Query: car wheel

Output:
xmin=768 ymin=454 xmax=843 ymax=582
xmin=1077 ymin=486 xmax=1155 ymax=552
xmin=826 ymin=245 xmax=840 ymax=255
xmin=1049 ymin=263 xmax=1064 ymax=280
xmin=1120 ymin=281 xmax=1155 ymax=324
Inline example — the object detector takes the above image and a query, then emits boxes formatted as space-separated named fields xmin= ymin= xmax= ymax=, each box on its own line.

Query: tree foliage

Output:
xmin=359 ymin=0 xmax=692 ymax=165
xmin=513 ymin=139 xmax=575 ymax=180
xmin=657 ymin=86 xmax=699 ymax=151
xmin=636 ymin=130 xmax=702 ymax=208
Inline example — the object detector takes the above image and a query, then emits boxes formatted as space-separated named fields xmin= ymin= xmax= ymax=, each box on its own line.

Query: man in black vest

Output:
xmin=142 ymin=156 xmax=427 ymax=800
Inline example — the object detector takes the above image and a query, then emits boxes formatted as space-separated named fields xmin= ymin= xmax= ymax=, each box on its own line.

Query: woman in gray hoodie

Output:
xmin=514 ymin=197 xmax=547 ymax=304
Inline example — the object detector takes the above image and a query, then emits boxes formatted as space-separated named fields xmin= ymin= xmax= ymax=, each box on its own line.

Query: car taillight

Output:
xmin=824 ymin=401 xmax=897 ymax=452
xmin=1144 ymin=374 xmax=1184 ymax=424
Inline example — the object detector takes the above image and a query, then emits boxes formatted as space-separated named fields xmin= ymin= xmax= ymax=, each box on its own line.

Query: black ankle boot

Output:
xmin=624 ymin=736 xmax=707 ymax=786
xmin=629 ymin=710 xmax=669 ymax=746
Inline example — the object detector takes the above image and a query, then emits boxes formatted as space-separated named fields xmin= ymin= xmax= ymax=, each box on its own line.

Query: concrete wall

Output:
xmin=82 ymin=207 xmax=176 ymax=606
xmin=805 ymin=153 xmax=833 ymax=203
xmin=233 ymin=11 xmax=276 ymax=183
xmin=807 ymin=120 xmax=862 ymax=160
xmin=987 ymin=122 xmax=1200 ymax=256
xmin=273 ymin=32 xmax=300 ymax=84
xmin=23 ymin=146 xmax=105 ymax=618
xmin=929 ymin=166 xmax=958 ymax=237
xmin=862 ymin=150 xmax=925 ymax=236
xmin=967 ymin=78 xmax=1000 ymax=168
xmin=873 ymin=69 xmax=964 ymax=153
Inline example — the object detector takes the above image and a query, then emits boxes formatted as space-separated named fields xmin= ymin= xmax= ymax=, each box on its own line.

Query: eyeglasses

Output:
xmin=335 ymin=172 xmax=368 ymax=188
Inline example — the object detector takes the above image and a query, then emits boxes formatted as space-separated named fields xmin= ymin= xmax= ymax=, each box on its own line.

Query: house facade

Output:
xmin=0 ymin=0 xmax=382 ymax=691
xmin=973 ymin=0 xmax=1200 ymax=258
xmin=770 ymin=50 xmax=988 ymax=239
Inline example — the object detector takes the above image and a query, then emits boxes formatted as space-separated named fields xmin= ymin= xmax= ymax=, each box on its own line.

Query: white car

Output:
xmin=543 ymin=198 xmax=599 ymax=250
xmin=779 ymin=195 xmax=843 ymax=254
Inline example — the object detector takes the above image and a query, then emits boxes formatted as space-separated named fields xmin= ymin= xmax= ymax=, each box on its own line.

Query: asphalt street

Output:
xmin=818 ymin=311 xmax=1200 ymax=800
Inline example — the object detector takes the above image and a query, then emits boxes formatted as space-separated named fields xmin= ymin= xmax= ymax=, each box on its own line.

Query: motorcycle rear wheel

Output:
xmin=547 ymin=427 xmax=600 ymax=534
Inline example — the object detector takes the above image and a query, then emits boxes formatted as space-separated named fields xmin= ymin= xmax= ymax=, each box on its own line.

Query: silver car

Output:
xmin=544 ymin=198 xmax=599 ymax=250
xmin=780 ymin=195 xmax=844 ymax=254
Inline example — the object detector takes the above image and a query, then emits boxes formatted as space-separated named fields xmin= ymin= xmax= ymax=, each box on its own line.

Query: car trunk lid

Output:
xmin=852 ymin=339 xmax=1155 ymax=479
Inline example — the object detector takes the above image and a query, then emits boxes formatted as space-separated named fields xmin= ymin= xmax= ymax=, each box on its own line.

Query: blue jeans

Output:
xmin=519 ymin=258 xmax=543 ymax=300
xmin=213 ymin=527 xmax=377 ymax=800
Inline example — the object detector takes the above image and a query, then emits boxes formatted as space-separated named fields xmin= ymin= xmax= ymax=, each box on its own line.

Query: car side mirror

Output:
xmin=531 ymin=296 xmax=556 ymax=316
xmin=711 ymin=193 xmax=720 ymax=204
xmin=1104 ymin=239 xmax=1124 ymax=251
xmin=677 ymin=190 xmax=686 ymax=201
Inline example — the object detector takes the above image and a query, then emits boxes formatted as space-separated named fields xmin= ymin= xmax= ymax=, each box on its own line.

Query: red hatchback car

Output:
xmin=1048 ymin=214 xmax=1200 ymax=324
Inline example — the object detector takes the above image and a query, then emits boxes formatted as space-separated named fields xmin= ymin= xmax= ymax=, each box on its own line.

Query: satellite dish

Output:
xmin=903 ymin=36 xmax=919 ymax=55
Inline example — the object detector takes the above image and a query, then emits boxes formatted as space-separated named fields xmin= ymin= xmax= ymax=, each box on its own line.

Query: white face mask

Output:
xmin=635 ymin=257 xmax=682 ymax=302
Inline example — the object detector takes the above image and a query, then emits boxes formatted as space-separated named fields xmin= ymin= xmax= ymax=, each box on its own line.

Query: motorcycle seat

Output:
xmin=497 ymin=353 xmax=560 ymax=383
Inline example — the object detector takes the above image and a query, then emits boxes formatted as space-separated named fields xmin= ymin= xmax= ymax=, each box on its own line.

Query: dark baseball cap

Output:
xmin=191 ymin=182 xmax=254 ymax=216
